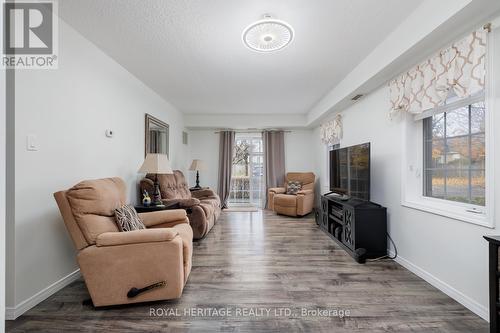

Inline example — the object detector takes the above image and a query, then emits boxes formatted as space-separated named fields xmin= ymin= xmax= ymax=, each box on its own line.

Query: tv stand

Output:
xmin=324 ymin=192 xmax=350 ymax=201
xmin=319 ymin=194 xmax=387 ymax=263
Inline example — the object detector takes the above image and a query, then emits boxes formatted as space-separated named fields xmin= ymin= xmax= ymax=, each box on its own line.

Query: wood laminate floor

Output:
xmin=6 ymin=210 xmax=487 ymax=332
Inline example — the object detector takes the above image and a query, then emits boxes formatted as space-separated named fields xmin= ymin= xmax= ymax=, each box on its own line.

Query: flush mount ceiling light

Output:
xmin=242 ymin=14 xmax=294 ymax=53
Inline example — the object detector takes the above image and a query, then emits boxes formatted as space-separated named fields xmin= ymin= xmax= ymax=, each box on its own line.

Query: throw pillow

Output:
xmin=286 ymin=181 xmax=302 ymax=195
xmin=115 ymin=205 xmax=146 ymax=232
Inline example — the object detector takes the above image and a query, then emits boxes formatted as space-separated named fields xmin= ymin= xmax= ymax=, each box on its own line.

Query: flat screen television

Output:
xmin=329 ymin=142 xmax=370 ymax=201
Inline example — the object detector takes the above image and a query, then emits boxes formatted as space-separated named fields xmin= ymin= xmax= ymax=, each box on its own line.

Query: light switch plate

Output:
xmin=27 ymin=134 xmax=38 ymax=151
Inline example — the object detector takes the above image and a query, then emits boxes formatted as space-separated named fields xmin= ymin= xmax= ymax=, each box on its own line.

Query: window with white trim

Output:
xmin=397 ymin=26 xmax=496 ymax=227
xmin=422 ymin=94 xmax=486 ymax=206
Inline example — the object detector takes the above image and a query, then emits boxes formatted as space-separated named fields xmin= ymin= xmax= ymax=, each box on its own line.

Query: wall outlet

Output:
xmin=27 ymin=134 xmax=38 ymax=151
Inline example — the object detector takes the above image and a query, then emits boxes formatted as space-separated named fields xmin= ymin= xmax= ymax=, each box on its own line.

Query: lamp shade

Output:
xmin=189 ymin=159 xmax=206 ymax=171
xmin=138 ymin=154 xmax=173 ymax=174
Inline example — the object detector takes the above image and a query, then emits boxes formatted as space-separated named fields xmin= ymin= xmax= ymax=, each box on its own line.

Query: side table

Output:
xmin=189 ymin=187 xmax=209 ymax=192
xmin=484 ymin=235 xmax=500 ymax=333
xmin=134 ymin=202 xmax=180 ymax=213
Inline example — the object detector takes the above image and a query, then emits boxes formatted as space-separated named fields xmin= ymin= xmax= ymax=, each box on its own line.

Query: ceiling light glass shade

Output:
xmin=242 ymin=16 xmax=294 ymax=52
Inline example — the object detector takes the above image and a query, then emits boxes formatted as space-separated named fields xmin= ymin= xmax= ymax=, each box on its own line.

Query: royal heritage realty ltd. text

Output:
xmin=150 ymin=307 xmax=351 ymax=318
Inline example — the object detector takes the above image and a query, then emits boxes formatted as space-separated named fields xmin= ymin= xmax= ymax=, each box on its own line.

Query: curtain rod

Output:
xmin=213 ymin=129 xmax=292 ymax=134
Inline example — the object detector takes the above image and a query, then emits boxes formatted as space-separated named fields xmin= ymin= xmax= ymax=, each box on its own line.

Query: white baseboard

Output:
xmin=6 ymin=269 xmax=81 ymax=320
xmin=389 ymin=250 xmax=488 ymax=321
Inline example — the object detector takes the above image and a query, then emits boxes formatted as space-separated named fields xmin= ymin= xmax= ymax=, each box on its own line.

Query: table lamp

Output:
xmin=138 ymin=153 xmax=173 ymax=206
xmin=189 ymin=159 xmax=206 ymax=189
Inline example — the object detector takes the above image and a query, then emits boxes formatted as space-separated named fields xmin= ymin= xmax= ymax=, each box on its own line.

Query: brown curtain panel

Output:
xmin=263 ymin=130 xmax=285 ymax=208
xmin=217 ymin=131 xmax=235 ymax=208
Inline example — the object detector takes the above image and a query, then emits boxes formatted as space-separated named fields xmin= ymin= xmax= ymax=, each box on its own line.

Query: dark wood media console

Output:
xmin=318 ymin=194 xmax=387 ymax=263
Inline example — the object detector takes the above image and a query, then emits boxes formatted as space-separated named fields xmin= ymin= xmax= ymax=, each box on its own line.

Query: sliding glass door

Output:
xmin=229 ymin=133 xmax=264 ymax=207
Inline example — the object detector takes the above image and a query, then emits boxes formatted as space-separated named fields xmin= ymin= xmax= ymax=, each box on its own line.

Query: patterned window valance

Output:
xmin=320 ymin=114 xmax=342 ymax=145
xmin=389 ymin=28 xmax=487 ymax=117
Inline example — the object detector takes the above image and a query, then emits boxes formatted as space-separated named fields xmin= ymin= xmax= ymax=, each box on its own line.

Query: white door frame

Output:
xmin=0 ymin=0 xmax=6 ymax=328
xmin=0 ymin=70 xmax=5 ymax=333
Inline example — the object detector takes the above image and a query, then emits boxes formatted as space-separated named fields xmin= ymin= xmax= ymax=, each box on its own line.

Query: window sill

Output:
xmin=401 ymin=197 xmax=494 ymax=228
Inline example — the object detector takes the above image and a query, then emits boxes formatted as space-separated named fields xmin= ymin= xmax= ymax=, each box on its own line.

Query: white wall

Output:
xmin=187 ymin=130 xmax=219 ymax=190
xmin=313 ymin=78 xmax=499 ymax=319
xmin=188 ymin=129 xmax=316 ymax=193
xmin=7 ymin=19 xmax=188 ymax=318
xmin=284 ymin=130 xmax=315 ymax=173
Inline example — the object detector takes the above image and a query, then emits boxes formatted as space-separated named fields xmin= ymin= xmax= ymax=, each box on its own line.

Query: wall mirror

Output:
xmin=145 ymin=114 xmax=169 ymax=157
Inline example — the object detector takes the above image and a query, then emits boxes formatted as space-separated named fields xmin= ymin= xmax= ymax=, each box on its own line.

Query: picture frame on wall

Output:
xmin=145 ymin=114 xmax=169 ymax=157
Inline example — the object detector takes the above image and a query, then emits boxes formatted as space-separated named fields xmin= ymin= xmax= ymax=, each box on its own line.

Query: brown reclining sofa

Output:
xmin=140 ymin=170 xmax=221 ymax=240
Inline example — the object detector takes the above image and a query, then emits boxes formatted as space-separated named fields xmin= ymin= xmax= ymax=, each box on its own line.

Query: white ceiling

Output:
xmin=59 ymin=0 xmax=423 ymax=115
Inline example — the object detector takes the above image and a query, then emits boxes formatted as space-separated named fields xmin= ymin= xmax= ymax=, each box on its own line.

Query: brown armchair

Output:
xmin=268 ymin=172 xmax=316 ymax=217
xmin=140 ymin=170 xmax=221 ymax=240
xmin=54 ymin=177 xmax=193 ymax=307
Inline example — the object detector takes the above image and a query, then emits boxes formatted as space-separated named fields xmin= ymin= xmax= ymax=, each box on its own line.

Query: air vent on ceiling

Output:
xmin=351 ymin=94 xmax=364 ymax=101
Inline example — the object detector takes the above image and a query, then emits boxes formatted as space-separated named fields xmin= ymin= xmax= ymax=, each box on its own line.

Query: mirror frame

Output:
xmin=145 ymin=113 xmax=169 ymax=158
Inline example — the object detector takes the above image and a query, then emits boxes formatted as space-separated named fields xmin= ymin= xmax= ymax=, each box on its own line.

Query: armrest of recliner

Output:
xmin=268 ymin=187 xmax=286 ymax=194
xmin=96 ymin=229 xmax=179 ymax=247
xmin=138 ymin=209 xmax=188 ymax=228
xmin=162 ymin=198 xmax=201 ymax=208
xmin=297 ymin=189 xmax=314 ymax=196
xmin=191 ymin=189 xmax=217 ymax=199
xmin=296 ymin=190 xmax=315 ymax=216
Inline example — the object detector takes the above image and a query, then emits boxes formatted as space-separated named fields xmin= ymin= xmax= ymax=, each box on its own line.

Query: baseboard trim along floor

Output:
xmin=389 ymin=250 xmax=488 ymax=321
xmin=6 ymin=269 xmax=81 ymax=320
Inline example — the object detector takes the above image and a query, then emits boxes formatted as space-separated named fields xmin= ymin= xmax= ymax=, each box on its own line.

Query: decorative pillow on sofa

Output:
xmin=286 ymin=181 xmax=302 ymax=195
xmin=115 ymin=205 xmax=146 ymax=232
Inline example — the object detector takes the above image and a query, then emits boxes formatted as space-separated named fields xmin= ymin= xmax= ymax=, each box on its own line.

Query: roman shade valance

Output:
xmin=320 ymin=114 xmax=342 ymax=145
xmin=389 ymin=28 xmax=488 ymax=118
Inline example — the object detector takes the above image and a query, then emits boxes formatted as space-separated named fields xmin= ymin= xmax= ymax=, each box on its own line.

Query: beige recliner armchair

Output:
xmin=268 ymin=172 xmax=316 ymax=217
xmin=54 ymin=177 xmax=193 ymax=307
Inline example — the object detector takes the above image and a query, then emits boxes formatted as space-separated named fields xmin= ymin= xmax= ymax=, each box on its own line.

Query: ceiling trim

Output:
xmin=184 ymin=113 xmax=309 ymax=130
